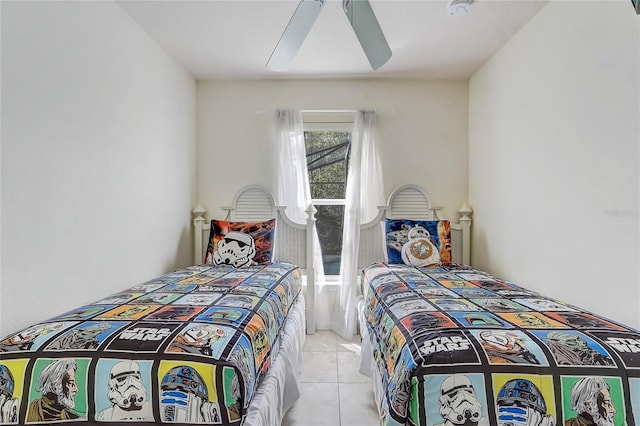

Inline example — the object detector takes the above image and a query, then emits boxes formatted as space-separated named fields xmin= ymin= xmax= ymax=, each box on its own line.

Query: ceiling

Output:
xmin=116 ymin=0 xmax=548 ymax=80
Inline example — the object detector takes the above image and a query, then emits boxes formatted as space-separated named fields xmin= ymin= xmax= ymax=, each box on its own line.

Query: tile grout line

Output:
xmin=335 ymin=341 xmax=343 ymax=426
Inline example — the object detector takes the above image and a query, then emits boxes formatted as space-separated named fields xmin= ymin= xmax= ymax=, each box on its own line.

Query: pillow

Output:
xmin=204 ymin=219 xmax=276 ymax=267
xmin=385 ymin=219 xmax=452 ymax=267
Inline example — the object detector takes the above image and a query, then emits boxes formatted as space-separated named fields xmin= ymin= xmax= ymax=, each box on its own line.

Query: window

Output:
xmin=303 ymin=115 xmax=353 ymax=275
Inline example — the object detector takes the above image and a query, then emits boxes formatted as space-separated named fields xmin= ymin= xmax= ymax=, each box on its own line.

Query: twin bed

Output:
xmin=0 ymin=186 xmax=314 ymax=426
xmin=2 ymin=184 xmax=639 ymax=426
xmin=357 ymin=185 xmax=640 ymax=426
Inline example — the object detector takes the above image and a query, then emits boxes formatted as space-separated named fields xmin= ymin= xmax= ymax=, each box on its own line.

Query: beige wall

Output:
xmin=469 ymin=0 xmax=639 ymax=328
xmin=0 ymin=1 xmax=197 ymax=336
xmin=196 ymin=79 xmax=469 ymax=221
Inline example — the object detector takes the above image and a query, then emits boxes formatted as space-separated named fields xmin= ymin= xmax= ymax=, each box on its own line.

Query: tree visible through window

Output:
xmin=305 ymin=130 xmax=351 ymax=275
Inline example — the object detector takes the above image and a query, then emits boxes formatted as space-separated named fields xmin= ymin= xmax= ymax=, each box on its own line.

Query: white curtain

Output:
xmin=274 ymin=109 xmax=325 ymax=299
xmin=275 ymin=110 xmax=311 ymax=224
xmin=333 ymin=110 xmax=385 ymax=339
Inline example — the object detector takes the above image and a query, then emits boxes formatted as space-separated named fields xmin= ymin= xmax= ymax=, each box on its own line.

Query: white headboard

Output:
xmin=192 ymin=185 xmax=316 ymax=334
xmin=357 ymin=184 xmax=472 ymax=269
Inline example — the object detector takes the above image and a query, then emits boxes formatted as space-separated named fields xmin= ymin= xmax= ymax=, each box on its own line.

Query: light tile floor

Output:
xmin=281 ymin=330 xmax=381 ymax=426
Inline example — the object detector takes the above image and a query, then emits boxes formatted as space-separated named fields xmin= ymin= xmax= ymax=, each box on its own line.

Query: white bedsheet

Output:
xmin=357 ymin=296 xmax=385 ymax=420
xmin=243 ymin=294 xmax=306 ymax=426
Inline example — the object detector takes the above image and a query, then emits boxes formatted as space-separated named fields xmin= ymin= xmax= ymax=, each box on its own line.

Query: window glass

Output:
xmin=304 ymin=130 xmax=351 ymax=275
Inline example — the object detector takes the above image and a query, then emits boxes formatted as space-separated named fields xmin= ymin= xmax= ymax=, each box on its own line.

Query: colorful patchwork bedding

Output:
xmin=361 ymin=262 xmax=640 ymax=426
xmin=0 ymin=262 xmax=302 ymax=425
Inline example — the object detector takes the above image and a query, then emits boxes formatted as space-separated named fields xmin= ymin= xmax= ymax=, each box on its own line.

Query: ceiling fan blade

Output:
xmin=343 ymin=0 xmax=392 ymax=70
xmin=267 ymin=0 xmax=326 ymax=72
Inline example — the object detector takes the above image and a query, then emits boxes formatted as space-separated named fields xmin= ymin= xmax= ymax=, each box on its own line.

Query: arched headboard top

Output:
xmin=362 ymin=184 xmax=444 ymax=229
xmin=222 ymin=185 xmax=276 ymax=221
xmin=387 ymin=184 xmax=437 ymax=220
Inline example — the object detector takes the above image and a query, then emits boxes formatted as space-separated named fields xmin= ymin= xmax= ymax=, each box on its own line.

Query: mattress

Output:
xmin=0 ymin=261 xmax=303 ymax=425
xmin=359 ymin=262 xmax=640 ymax=426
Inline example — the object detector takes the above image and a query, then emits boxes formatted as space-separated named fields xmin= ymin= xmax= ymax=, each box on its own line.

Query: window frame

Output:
xmin=303 ymin=120 xmax=353 ymax=278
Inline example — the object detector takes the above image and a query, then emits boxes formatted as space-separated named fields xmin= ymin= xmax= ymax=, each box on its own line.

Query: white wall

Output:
xmin=0 ymin=1 xmax=197 ymax=336
xmin=469 ymin=1 xmax=639 ymax=329
xmin=197 ymin=79 xmax=469 ymax=220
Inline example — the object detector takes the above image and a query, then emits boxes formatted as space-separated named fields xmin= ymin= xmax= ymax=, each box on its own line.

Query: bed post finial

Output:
xmin=193 ymin=204 xmax=207 ymax=265
xmin=458 ymin=203 xmax=472 ymax=221
xmin=458 ymin=203 xmax=472 ymax=265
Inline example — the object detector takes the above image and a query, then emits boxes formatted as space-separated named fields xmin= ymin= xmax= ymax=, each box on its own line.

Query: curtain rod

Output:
xmin=256 ymin=107 xmax=396 ymax=115
xmin=302 ymin=109 xmax=356 ymax=113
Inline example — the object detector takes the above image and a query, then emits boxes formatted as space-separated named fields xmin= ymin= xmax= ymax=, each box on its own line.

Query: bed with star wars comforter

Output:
xmin=0 ymin=262 xmax=302 ymax=425
xmin=359 ymin=262 xmax=640 ymax=426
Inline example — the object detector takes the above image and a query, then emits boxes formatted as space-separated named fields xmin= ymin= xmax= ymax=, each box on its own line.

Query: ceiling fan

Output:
xmin=266 ymin=0 xmax=392 ymax=72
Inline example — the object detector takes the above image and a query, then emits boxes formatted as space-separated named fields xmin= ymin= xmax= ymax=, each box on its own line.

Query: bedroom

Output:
xmin=1 ymin=0 xmax=638 ymax=425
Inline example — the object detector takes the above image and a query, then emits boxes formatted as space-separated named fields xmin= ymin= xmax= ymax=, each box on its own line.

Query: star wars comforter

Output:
xmin=361 ymin=262 xmax=640 ymax=426
xmin=0 ymin=262 xmax=302 ymax=425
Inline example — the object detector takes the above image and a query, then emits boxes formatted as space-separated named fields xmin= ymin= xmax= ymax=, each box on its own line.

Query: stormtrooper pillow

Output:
xmin=385 ymin=219 xmax=452 ymax=267
xmin=204 ymin=219 xmax=276 ymax=267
